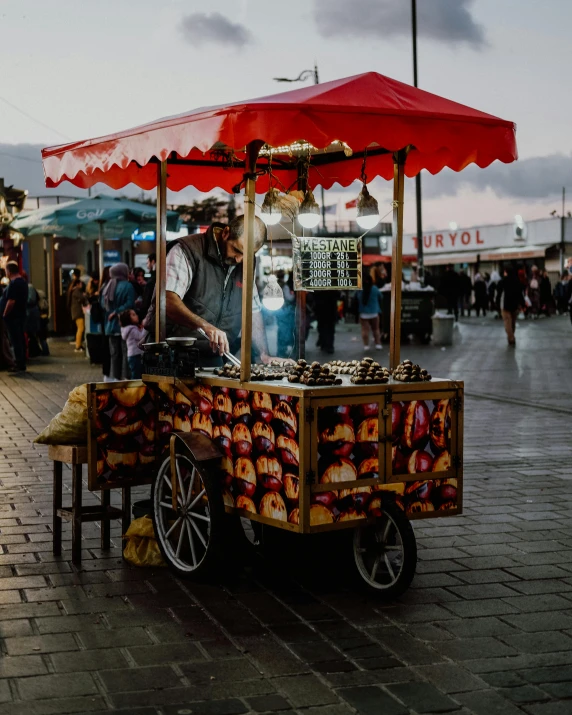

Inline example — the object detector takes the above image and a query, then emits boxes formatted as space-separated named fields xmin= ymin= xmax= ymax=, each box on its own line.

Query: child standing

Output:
xmin=120 ymin=309 xmax=147 ymax=379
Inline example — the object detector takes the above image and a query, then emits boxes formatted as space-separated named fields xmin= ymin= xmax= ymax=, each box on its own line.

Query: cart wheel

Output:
xmin=151 ymin=450 xmax=225 ymax=579
xmin=352 ymin=501 xmax=417 ymax=598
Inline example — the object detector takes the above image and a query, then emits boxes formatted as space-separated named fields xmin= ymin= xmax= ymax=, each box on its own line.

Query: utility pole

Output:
xmin=412 ymin=0 xmax=424 ymax=284
xmin=561 ymin=187 xmax=566 ymax=274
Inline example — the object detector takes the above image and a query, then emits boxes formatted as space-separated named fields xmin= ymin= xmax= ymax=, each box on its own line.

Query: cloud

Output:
xmin=179 ymin=12 xmax=252 ymax=49
xmin=422 ymin=154 xmax=572 ymax=201
xmin=314 ymin=0 xmax=486 ymax=48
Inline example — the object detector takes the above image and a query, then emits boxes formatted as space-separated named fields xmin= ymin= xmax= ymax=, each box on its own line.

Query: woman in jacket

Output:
xmin=496 ymin=267 xmax=526 ymax=346
xmin=69 ymin=279 xmax=87 ymax=352
xmin=356 ymin=274 xmax=382 ymax=351
xmin=101 ymin=263 xmax=136 ymax=380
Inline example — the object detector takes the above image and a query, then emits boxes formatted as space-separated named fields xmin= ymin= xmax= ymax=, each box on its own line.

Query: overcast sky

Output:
xmin=0 ymin=0 xmax=571 ymax=231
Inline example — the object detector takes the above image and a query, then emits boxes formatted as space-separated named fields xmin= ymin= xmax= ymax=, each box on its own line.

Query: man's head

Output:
xmin=6 ymin=262 xmax=19 ymax=278
xmin=219 ymin=215 xmax=267 ymax=266
xmin=147 ymin=253 xmax=156 ymax=272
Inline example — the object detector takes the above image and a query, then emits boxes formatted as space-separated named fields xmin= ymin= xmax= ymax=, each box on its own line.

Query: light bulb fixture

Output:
xmin=298 ymin=188 xmax=321 ymax=229
xmin=356 ymin=184 xmax=380 ymax=230
xmin=260 ymin=187 xmax=282 ymax=226
xmin=262 ymin=274 xmax=284 ymax=311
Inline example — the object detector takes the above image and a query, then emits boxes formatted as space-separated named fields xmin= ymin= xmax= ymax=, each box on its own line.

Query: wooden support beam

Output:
xmin=155 ymin=161 xmax=168 ymax=342
xmin=389 ymin=151 xmax=407 ymax=370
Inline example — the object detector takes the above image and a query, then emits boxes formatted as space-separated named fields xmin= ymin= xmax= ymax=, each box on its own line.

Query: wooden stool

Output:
xmin=49 ymin=445 xmax=131 ymax=565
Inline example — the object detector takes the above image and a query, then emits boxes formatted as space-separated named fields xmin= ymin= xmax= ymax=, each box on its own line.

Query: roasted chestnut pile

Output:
xmin=214 ymin=363 xmax=290 ymax=381
xmin=322 ymin=360 xmax=361 ymax=375
xmin=349 ymin=358 xmax=390 ymax=385
xmin=393 ymin=359 xmax=431 ymax=382
xmin=288 ymin=360 xmax=342 ymax=386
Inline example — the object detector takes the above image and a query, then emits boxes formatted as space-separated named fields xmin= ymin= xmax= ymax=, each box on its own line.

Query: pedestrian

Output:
xmin=459 ymin=270 xmax=472 ymax=317
xmin=473 ymin=273 xmax=488 ymax=317
xmin=554 ymin=271 xmax=569 ymax=314
xmin=68 ymin=278 xmax=87 ymax=352
xmin=528 ymin=265 xmax=540 ymax=318
xmin=356 ymin=274 xmax=382 ymax=351
xmin=120 ymin=309 xmax=147 ymax=379
xmin=140 ymin=253 xmax=156 ymax=323
xmin=488 ymin=270 xmax=501 ymax=317
xmin=370 ymin=264 xmax=388 ymax=289
xmin=496 ymin=267 xmax=525 ymax=347
xmin=276 ymin=272 xmax=295 ymax=358
xmin=101 ymin=263 xmax=136 ymax=381
xmin=36 ymin=289 xmax=50 ymax=356
xmin=313 ymin=291 xmax=338 ymax=355
xmin=0 ymin=262 xmax=29 ymax=373
xmin=539 ymin=269 xmax=552 ymax=316
xmin=439 ymin=264 xmax=461 ymax=321
xmin=23 ymin=273 xmax=42 ymax=358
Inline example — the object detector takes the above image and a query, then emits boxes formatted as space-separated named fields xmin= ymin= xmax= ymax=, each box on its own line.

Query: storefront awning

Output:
xmin=424 ymin=252 xmax=479 ymax=266
xmin=482 ymin=245 xmax=547 ymax=261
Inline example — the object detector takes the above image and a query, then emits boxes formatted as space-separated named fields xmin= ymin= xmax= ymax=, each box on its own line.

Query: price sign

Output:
xmin=292 ymin=236 xmax=362 ymax=290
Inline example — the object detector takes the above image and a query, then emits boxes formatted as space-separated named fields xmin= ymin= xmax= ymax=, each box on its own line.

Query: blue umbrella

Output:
xmin=11 ymin=194 xmax=180 ymax=240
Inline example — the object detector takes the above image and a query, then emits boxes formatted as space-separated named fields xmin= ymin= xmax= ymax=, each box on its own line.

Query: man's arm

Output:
xmin=3 ymin=299 xmax=15 ymax=318
xmin=166 ymin=291 xmax=230 ymax=355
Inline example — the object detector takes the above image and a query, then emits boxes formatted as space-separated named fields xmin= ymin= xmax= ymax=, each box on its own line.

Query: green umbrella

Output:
xmin=11 ymin=194 xmax=180 ymax=239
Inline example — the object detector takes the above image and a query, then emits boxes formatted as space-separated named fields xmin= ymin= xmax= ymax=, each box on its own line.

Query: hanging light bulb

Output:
xmin=298 ymin=188 xmax=321 ymax=229
xmin=356 ymin=184 xmax=380 ymax=230
xmin=262 ymin=274 xmax=284 ymax=311
xmin=260 ymin=188 xmax=282 ymax=226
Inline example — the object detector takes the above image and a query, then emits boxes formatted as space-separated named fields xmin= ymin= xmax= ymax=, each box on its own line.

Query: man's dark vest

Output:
xmin=166 ymin=224 xmax=244 ymax=355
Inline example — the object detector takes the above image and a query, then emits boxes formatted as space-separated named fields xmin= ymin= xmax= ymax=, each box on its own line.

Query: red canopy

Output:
xmin=42 ymin=72 xmax=517 ymax=193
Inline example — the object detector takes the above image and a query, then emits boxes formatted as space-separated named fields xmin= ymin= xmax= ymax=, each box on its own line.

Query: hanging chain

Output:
xmin=360 ymin=147 xmax=368 ymax=185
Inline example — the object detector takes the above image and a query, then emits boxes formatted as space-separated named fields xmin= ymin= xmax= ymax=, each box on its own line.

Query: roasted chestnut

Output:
xmin=276 ymin=435 xmax=299 ymax=467
xmin=356 ymin=418 xmax=378 ymax=458
xmin=273 ymin=401 xmax=297 ymax=439
xmin=233 ymin=401 xmax=253 ymax=426
xmin=112 ymin=386 xmax=147 ymax=408
xmin=339 ymin=486 xmax=372 ymax=511
xmin=283 ymin=473 xmax=299 ymax=503
xmin=106 ymin=438 xmax=138 ymax=471
xmin=189 ymin=386 xmax=213 ymax=415
xmin=358 ymin=457 xmax=379 ymax=480
xmin=309 ymin=503 xmax=334 ymax=525
xmin=318 ymin=422 xmax=355 ymax=458
xmin=96 ymin=392 xmax=111 ymax=412
xmin=232 ymin=422 xmax=253 ymax=457
xmin=213 ymin=424 xmax=232 ymax=456
xmin=401 ymin=401 xmax=430 ymax=450
xmin=407 ymin=450 xmax=434 ymax=474
xmin=252 ymin=392 xmax=273 ymax=423
xmin=255 ymin=454 xmax=282 ymax=491
xmin=288 ymin=508 xmax=300 ymax=525
xmin=432 ymin=450 xmax=451 ymax=472
xmin=233 ymin=457 xmax=257 ymax=498
xmin=311 ymin=490 xmax=338 ymax=509
xmin=320 ymin=457 xmax=358 ymax=484
xmin=252 ymin=421 xmax=275 ymax=453
xmin=222 ymin=489 xmax=235 ymax=508
xmin=142 ymin=413 xmax=156 ymax=443
xmin=406 ymin=479 xmax=434 ymax=501
xmin=408 ymin=501 xmax=435 ymax=513
xmin=212 ymin=392 xmax=233 ymax=425
xmin=392 ymin=445 xmax=409 ymax=475
xmin=110 ymin=406 xmax=142 ymax=437
xmin=234 ymin=388 xmax=250 ymax=401
xmin=95 ymin=412 xmax=110 ymax=443
xmin=236 ymin=495 xmax=257 ymax=513
xmin=259 ymin=492 xmax=287 ymax=521
xmin=337 ymin=508 xmax=366 ymax=522
xmin=430 ymin=400 xmax=451 ymax=452
xmin=139 ymin=443 xmax=156 ymax=466
xmin=219 ymin=455 xmax=234 ymax=487
xmin=356 ymin=402 xmax=378 ymax=420
xmin=319 ymin=404 xmax=352 ymax=429
xmin=439 ymin=478 xmax=457 ymax=502
xmin=191 ymin=412 xmax=213 ymax=439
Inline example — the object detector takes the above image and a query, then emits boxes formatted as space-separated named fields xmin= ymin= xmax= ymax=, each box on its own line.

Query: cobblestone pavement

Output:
xmin=0 ymin=314 xmax=571 ymax=715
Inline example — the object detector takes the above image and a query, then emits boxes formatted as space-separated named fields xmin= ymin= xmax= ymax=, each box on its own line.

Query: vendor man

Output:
xmin=166 ymin=215 xmax=271 ymax=366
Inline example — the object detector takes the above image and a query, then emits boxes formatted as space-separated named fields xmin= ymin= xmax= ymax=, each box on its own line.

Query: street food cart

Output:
xmin=42 ymin=72 xmax=517 ymax=595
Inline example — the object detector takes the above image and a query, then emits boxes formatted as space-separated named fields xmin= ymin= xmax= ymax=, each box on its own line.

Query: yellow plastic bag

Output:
xmin=123 ymin=516 xmax=165 ymax=568
xmin=35 ymin=384 xmax=88 ymax=445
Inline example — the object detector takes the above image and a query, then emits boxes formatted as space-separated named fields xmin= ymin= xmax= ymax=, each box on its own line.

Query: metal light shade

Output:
xmin=262 ymin=274 xmax=284 ymax=311
xmin=356 ymin=184 xmax=380 ymax=230
xmin=260 ymin=188 xmax=283 ymax=226
xmin=298 ymin=188 xmax=321 ymax=229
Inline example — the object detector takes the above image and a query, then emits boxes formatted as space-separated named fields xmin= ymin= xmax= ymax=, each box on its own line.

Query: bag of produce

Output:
xmin=34 ymin=384 xmax=88 ymax=445
xmin=123 ymin=516 xmax=165 ymax=568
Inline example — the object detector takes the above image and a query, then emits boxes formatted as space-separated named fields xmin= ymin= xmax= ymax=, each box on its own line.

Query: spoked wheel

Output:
xmin=151 ymin=450 xmax=225 ymax=579
xmin=352 ymin=501 xmax=417 ymax=598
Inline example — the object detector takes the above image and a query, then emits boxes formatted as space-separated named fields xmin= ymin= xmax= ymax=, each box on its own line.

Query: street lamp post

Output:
xmin=412 ymin=0 xmax=424 ymax=284
xmin=273 ymin=63 xmax=327 ymax=231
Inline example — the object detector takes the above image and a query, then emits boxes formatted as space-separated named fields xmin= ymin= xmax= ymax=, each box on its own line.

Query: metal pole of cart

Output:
xmin=390 ymin=150 xmax=407 ymax=370
xmin=155 ymin=161 xmax=168 ymax=342
xmin=240 ymin=142 xmax=263 ymax=382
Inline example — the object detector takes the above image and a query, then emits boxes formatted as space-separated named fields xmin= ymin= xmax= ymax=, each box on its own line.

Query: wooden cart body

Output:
xmin=87 ymin=374 xmax=463 ymax=533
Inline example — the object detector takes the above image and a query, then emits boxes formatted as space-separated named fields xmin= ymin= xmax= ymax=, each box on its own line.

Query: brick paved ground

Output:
xmin=0 ymin=314 xmax=571 ymax=715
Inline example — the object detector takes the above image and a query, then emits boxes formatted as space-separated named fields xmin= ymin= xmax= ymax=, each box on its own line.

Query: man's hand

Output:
xmin=204 ymin=326 xmax=230 ymax=355
xmin=108 ymin=312 xmax=116 ymax=321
